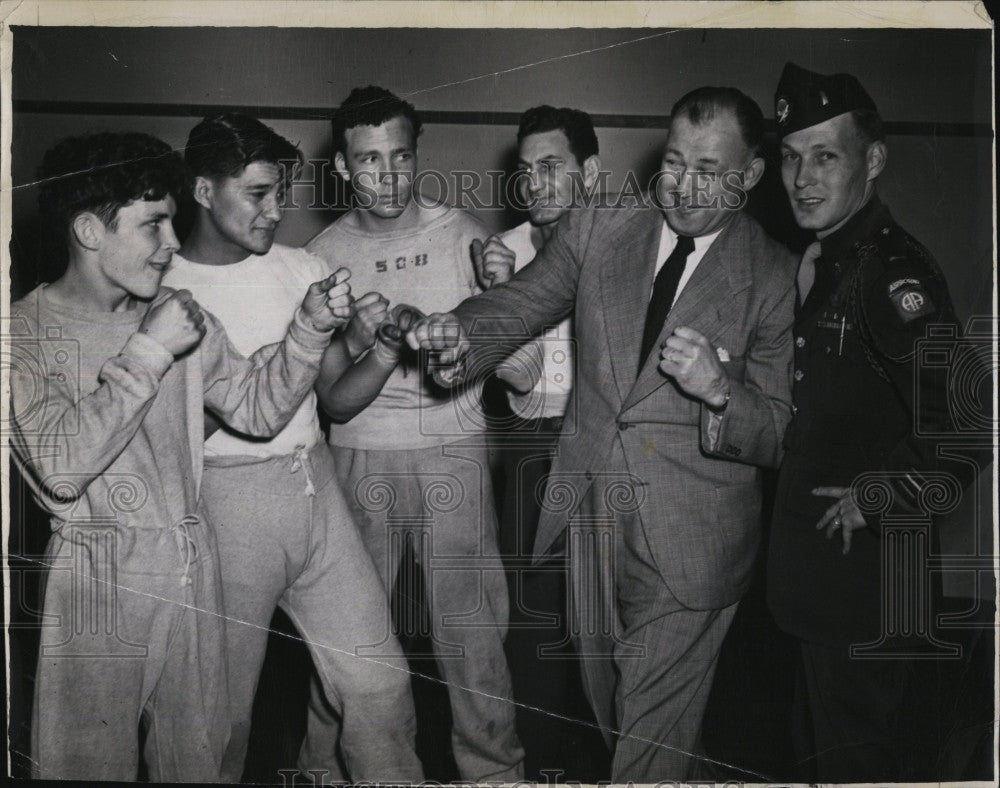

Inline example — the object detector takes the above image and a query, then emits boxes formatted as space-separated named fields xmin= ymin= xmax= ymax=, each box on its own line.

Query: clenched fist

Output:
xmin=658 ymin=326 xmax=730 ymax=408
xmin=390 ymin=303 xmax=425 ymax=334
xmin=344 ymin=291 xmax=390 ymax=358
xmin=371 ymin=304 xmax=426 ymax=364
xmin=139 ymin=289 xmax=206 ymax=356
xmin=405 ymin=311 xmax=470 ymax=387
xmin=406 ymin=312 xmax=468 ymax=362
xmin=471 ymin=236 xmax=516 ymax=289
xmin=302 ymin=267 xmax=354 ymax=331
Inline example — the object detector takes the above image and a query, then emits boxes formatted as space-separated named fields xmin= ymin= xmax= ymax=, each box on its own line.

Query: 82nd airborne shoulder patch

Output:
xmin=888 ymin=278 xmax=935 ymax=322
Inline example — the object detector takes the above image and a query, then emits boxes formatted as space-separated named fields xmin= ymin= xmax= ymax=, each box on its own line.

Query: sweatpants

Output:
xmin=200 ymin=443 xmax=422 ymax=783
xmin=314 ymin=436 xmax=525 ymax=782
xmin=32 ymin=513 xmax=229 ymax=782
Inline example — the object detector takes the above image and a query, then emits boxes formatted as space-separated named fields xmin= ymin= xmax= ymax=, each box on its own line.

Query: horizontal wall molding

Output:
xmin=12 ymin=100 xmax=993 ymax=137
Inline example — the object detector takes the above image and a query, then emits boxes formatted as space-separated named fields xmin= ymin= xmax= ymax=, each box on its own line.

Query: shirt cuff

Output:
xmin=705 ymin=408 xmax=725 ymax=450
xmin=121 ymin=331 xmax=175 ymax=378
xmin=290 ymin=307 xmax=336 ymax=350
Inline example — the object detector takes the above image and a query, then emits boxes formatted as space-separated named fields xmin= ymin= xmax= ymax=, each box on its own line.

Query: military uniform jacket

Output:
xmin=768 ymin=195 xmax=962 ymax=646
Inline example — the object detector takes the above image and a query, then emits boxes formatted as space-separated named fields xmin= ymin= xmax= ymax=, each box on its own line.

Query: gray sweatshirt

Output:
xmin=8 ymin=284 xmax=332 ymax=531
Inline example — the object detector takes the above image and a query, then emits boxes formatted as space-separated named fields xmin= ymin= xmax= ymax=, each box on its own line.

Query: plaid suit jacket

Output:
xmin=454 ymin=202 xmax=797 ymax=609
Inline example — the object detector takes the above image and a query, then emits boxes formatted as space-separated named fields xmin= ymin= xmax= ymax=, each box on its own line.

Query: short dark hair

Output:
xmin=331 ymin=86 xmax=422 ymax=156
xmin=516 ymin=105 xmax=599 ymax=164
xmin=850 ymin=108 xmax=886 ymax=149
xmin=670 ymin=86 xmax=765 ymax=157
xmin=185 ymin=113 xmax=302 ymax=181
xmin=37 ymin=131 xmax=187 ymax=242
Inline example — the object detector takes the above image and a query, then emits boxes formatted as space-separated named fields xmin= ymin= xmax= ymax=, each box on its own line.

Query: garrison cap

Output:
xmin=775 ymin=62 xmax=878 ymax=138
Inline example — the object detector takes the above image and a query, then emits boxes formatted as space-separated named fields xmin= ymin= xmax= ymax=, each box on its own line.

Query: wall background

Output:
xmin=9 ymin=26 xmax=995 ymax=321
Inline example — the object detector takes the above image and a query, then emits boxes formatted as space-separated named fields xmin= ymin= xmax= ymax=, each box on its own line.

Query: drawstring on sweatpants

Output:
xmin=290 ymin=445 xmax=316 ymax=497
xmin=173 ymin=514 xmax=200 ymax=587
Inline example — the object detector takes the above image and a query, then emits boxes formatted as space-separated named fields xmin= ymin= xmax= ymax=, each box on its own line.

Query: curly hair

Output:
xmin=37 ymin=131 xmax=188 ymax=240
xmin=184 ymin=113 xmax=302 ymax=181
xmin=331 ymin=85 xmax=422 ymax=156
xmin=516 ymin=105 xmax=599 ymax=164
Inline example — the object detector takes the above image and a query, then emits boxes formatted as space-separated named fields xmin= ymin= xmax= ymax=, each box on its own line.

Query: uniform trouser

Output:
xmin=568 ymin=473 xmax=739 ymax=783
xmin=313 ymin=437 xmax=525 ymax=782
xmin=32 ymin=514 xmax=229 ymax=781
xmin=200 ymin=444 xmax=422 ymax=783
xmin=795 ymin=639 xmax=911 ymax=782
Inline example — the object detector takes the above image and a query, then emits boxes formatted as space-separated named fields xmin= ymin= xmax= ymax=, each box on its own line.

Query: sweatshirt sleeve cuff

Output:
xmin=121 ymin=331 xmax=175 ymax=378
xmin=290 ymin=307 xmax=336 ymax=350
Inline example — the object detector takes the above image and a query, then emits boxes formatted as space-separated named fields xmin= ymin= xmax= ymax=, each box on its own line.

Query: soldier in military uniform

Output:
xmin=766 ymin=63 xmax=969 ymax=782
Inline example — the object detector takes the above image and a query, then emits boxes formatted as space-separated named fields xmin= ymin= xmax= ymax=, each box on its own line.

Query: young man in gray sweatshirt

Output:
xmin=8 ymin=130 xmax=351 ymax=781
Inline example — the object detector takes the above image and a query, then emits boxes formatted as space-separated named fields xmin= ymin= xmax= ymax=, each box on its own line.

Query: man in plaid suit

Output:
xmin=408 ymin=87 xmax=797 ymax=782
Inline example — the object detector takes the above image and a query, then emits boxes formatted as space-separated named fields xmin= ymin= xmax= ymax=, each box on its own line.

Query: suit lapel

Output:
xmin=598 ymin=207 xmax=664 ymax=403
xmin=623 ymin=212 xmax=752 ymax=411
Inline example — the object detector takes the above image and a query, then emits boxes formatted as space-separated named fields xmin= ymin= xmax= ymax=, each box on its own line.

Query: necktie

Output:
xmin=796 ymin=241 xmax=823 ymax=304
xmin=639 ymin=234 xmax=695 ymax=369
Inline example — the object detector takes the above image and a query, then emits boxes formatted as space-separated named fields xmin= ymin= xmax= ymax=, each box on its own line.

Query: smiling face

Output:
xmin=335 ymin=115 xmax=418 ymax=221
xmin=198 ymin=160 xmax=286 ymax=257
xmin=657 ymin=112 xmax=761 ymax=238
xmin=517 ymin=129 xmax=595 ymax=226
xmin=780 ymin=113 xmax=884 ymax=238
xmin=95 ymin=195 xmax=180 ymax=301
xmin=97 ymin=196 xmax=180 ymax=299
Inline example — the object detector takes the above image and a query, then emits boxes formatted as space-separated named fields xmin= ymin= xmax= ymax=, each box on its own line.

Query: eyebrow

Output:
xmin=782 ymin=141 xmax=837 ymax=152
xmin=518 ymin=154 xmax=564 ymax=165
xmin=353 ymin=146 xmax=413 ymax=158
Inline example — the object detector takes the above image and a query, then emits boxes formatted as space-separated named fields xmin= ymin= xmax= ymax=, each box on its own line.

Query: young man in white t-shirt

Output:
xmin=473 ymin=105 xmax=607 ymax=779
xmin=162 ymin=113 xmax=422 ymax=784
xmin=305 ymin=86 xmax=524 ymax=782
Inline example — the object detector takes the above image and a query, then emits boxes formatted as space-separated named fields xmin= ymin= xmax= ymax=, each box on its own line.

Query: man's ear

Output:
xmin=866 ymin=141 xmax=887 ymax=182
xmin=334 ymin=152 xmax=350 ymax=182
xmin=582 ymin=154 xmax=602 ymax=191
xmin=742 ymin=156 xmax=766 ymax=191
xmin=193 ymin=175 xmax=214 ymax=211
xmin=70 ymin=212 xmax=104 ymax=251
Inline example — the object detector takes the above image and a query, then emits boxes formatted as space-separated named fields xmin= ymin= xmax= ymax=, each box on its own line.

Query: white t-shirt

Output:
xmin=163 ymin=244 xmax=326 ymax=458
xmin=498 ymin=221 xmax=574 ymax=420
